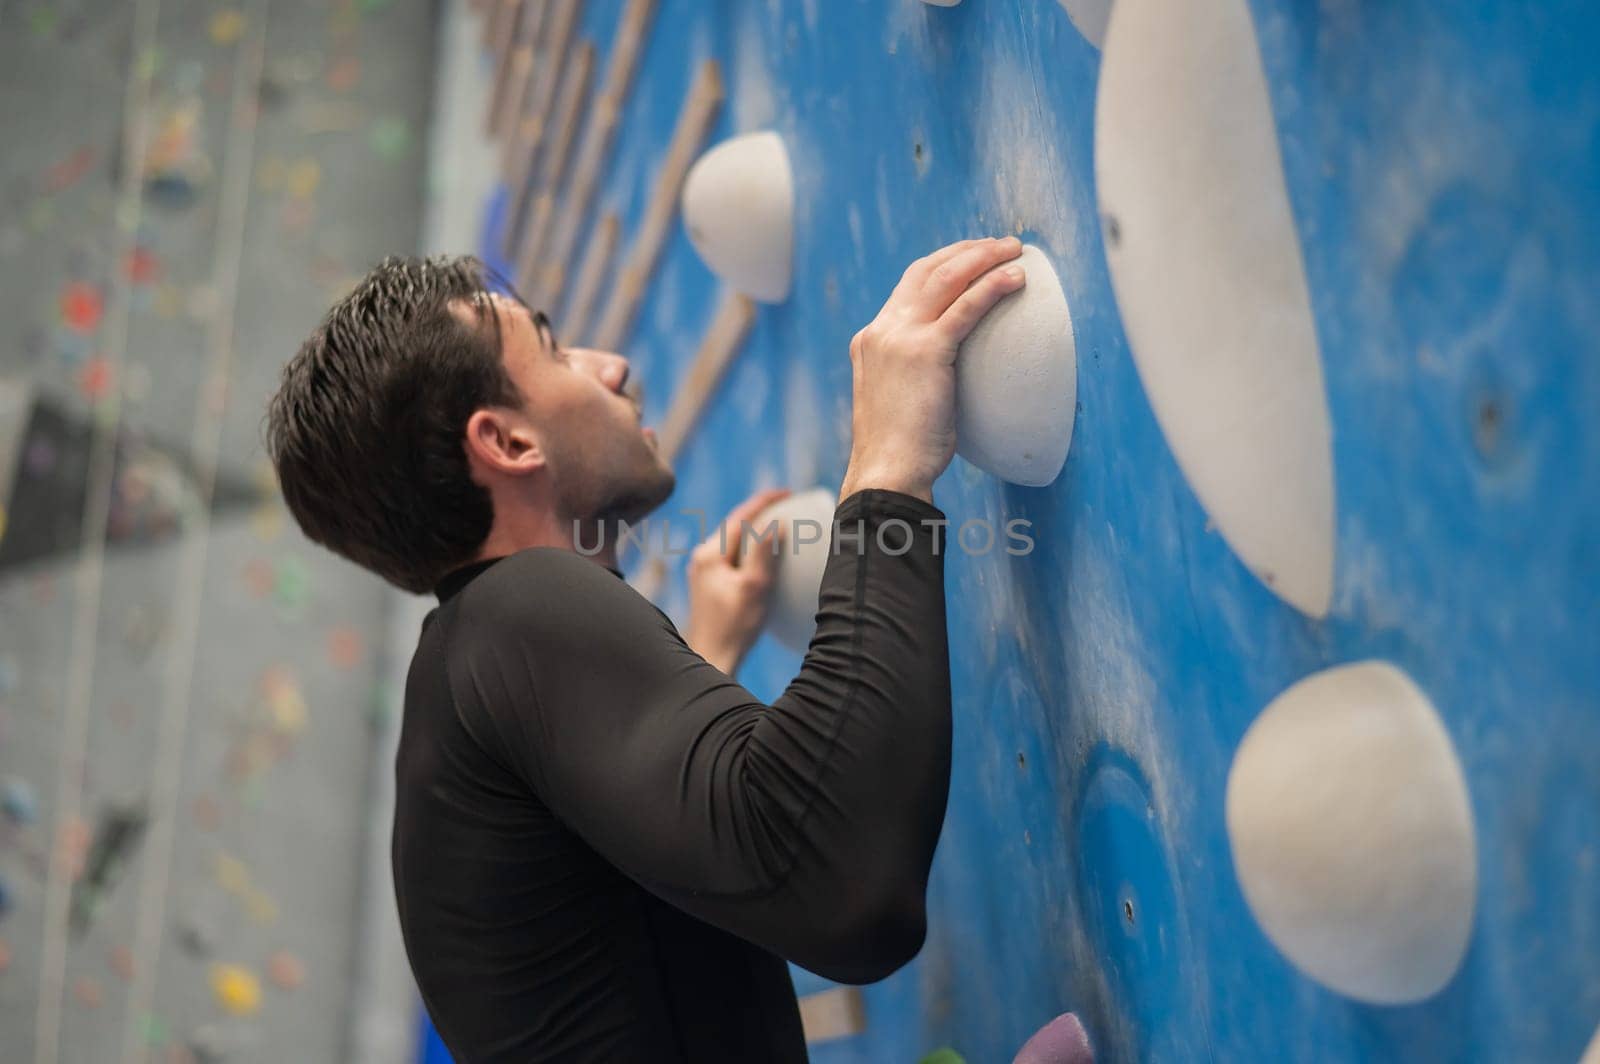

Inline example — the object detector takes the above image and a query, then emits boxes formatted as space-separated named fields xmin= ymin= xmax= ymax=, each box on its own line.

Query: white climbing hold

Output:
xmin=1058 ymin=0 xmax=1113 ymax=48
xmin=681 ymin=131 xmax=793 ymax=303
xmin=955 ymin=244 xmax=1076 ymax=488
xmin=1580 ymin=1022 xmax=1600 ymax=1064
xmin=1095 ymin=0 xmax=1335 ymax=616
xmin=756 ymin=488 xmax=837 ymax=653
xmin=1225 ymin=661 xmax=1477 ymax=1004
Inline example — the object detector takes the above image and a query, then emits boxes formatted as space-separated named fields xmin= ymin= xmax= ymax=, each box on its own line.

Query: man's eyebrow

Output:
xmin=528 ymin=308 xmax=559 ymax=354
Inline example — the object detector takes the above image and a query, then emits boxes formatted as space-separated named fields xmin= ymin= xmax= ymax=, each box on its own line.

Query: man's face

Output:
xmin=471 ymin=292 xmax=675 ymax=526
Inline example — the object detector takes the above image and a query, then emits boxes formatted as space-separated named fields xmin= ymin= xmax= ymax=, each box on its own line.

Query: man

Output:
xmin=265 ymin=236 xmax=1027 ymax=1061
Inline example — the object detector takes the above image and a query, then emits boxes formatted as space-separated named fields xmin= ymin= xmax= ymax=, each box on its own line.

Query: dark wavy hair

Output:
xmin=263 ymin=254 xmax=534 ymax=594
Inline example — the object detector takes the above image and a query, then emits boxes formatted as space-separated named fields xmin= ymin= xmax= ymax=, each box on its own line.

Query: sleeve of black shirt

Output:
xmin=445 ymin=487 xmax=952 ymax=985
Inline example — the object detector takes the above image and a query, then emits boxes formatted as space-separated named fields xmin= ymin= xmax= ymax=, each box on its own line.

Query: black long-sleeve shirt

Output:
xmin=392 ymin=488 xmax=952 ymax=1063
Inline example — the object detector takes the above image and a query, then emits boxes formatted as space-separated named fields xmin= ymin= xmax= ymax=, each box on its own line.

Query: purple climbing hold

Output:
xmin=1012 ymin=1013 xmax=1094 ymax=1064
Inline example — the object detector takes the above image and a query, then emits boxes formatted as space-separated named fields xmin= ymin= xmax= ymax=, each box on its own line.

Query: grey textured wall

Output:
xmin=0 ymin=1 xmax=441 ymax=1060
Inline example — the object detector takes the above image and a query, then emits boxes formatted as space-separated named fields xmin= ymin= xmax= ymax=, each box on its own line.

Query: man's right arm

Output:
xmin=449 ymin=498 xmax=947 ymax=984
xmin=448 ymin=237 xmax=1027 ymax=982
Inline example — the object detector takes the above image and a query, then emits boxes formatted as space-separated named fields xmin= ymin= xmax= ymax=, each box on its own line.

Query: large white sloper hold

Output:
xmin=754 ymin=488 xmax=837 ymax=653
xmin=955 ymin=244 xmax=1077 ymax=487
xmin=1225 ymin=661 xmax=1478 ymax=1004
xmin=680 ymin=131 xmax=793 ymax=303
xmin=1058 ymin=0 xmax=1113 ymax=48
xmin=1095 ymin=0 xmax=1335 ymax=616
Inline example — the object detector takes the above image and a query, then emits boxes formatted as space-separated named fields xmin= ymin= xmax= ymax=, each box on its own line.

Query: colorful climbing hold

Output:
xmin=286 ymin=158 xmax=320 ymax=200
xmin=192 ymin=795 xmax=221 ymax=831
xmin=43 ymin=146 xmax=96 ymax=194
xmin=73 ymin=975 xmax=104 ymax=1008
xmin=215 ymin=853 xmax=250 ymax=895
xmin=1012 ymin=1013 xmax=1094 ymax=1064
xmin=60 ymin=280 xmax=104 ymax=334
xmin=261 ymin=666 xmax=308 ymax=734
xmin=209 ymin=10 xmax=246 ymax=45
xmin=368 ymin=116 xmax=412 ymax=161
xmin=124 ymin=246 xmax=162 ymax=285
xmin=244 ymin=558 xmax=275 ymax=598
xmin=209 ymin=963 xmax=262 ymax=1017
xmin=135 ymin=46 xmax=162 ymax=80
xmin=327 ymin=626 xmax=364 ymax=669
xmin=266 ymin=949 xmax=305 ymax=990
xmin=77 ymin=357 xmax=113 ymax=402
xmin=244 ymin=889 xmax=278 ymax=925
xmin=139 ymin=1011 xmax=168 ymax=1045
xmin=29 ymin=7 xmax=57 ymax=37
xmin=920 ymin=1051 xmax=968 ymax=1064
xmin=326 ymin=54 xmax=360 ymax=92
xmin=273 ymin=555 xmax=310 ymax=611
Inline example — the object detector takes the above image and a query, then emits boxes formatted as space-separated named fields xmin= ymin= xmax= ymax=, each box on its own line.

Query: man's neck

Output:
xmin=474 ymin=508 xmax=621 ymax=571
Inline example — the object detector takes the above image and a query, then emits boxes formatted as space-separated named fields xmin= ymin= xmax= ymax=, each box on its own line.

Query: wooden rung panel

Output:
xmin=490 ymin=1 xmax=546 ymax=143
xmin=559 ymin=212 xmax=620 ymax=343
xmin=656 ymin=291 xmax=756 ymax=465
xmin=589 ymin=59 xmax=723 ymax=352
xmin=482 ymin=0 xmax=524 ymax=133
xmin=510 ymin=34 xmax=595 ymax=280
xmin=798 ymin=987 xmax=867 ymax=1044
xmin=501 ymin=0 xmax=584 ymax=261
xmin=532 ymin=0 xmax=658 ymax=309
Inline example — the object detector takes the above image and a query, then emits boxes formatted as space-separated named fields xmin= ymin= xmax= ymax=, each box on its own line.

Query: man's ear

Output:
xmin=464 ymin=407 xmax=547 ymax=476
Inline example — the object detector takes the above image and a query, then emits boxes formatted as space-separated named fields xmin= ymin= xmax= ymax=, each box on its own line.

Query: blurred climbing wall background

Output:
xmin=464 ymin=0 xmax=1600 ymax=1062
xmin=3 ymin=1 xmax=1597 ymax=1063
xmin=0 ymin=0 xmax=451 ymax=1060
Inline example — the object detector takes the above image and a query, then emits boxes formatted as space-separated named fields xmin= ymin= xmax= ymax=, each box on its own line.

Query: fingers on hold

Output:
xmin=896 ymin=237 xmax=985 ymax=298
xmin=939 ymin=262 xmax=1027 ymax=340
xmin=920 ymin=237 xmax=1023 ymax=316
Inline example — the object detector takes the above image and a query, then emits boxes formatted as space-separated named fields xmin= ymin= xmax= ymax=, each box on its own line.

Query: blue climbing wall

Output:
xmin=478 ymin=1 xmax=1600 ymax=1060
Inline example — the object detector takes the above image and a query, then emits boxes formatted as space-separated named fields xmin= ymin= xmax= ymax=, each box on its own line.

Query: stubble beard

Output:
xmin=561 ymin=452 xmax=676 ymax=548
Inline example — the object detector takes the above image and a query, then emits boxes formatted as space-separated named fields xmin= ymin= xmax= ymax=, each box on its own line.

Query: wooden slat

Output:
xmin=535 ymin=39 xmax=594 ymax=192
xmin=656 ymin=291 xmax=756 ymax=464
xmin=500 ymin=0 xmax=580 ymax=182
xmin=501 ymin=0 xmax=583 ymax=260
xmin=511 ymin=35 xmax=596 ymax=277
xmin=480 ymin=0 xmax=511 ymax=48
xmin=482 ymin=0 xmax=524 ymax=134
xmin=589 ymin=59 xmax=723 ymax=352
xmin=490 ymin=1 xmax=547 ymax=143
xmin=798 ymin=987 xmax=867 ymax=1044
xmin=627 ymin=554 xmax=669 ymax=601
xmin=531 ymin=0 xmax=658 ymax=308
xmin=559 ymin=211 xmax=619 ymax=343
xmin=515 ymin=195 xmax=557 ymax=295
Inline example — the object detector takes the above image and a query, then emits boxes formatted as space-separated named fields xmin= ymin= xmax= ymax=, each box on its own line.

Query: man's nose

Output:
xmin=599 ymin=352 xmax=633 ymax=397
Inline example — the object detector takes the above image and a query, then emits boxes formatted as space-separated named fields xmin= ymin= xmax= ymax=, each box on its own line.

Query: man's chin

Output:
xmin=599 ymin=466 xmax=676 ymax=526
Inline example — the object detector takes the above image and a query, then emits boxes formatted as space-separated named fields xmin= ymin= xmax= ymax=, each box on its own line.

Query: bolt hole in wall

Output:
xmin=462 ymin=0 xmax=1600 ymax=1061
